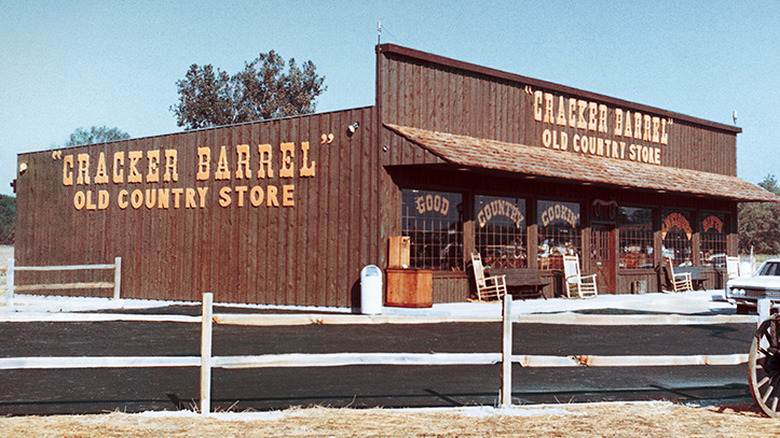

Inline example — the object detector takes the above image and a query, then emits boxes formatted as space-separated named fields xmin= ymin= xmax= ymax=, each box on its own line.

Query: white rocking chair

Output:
xmin=562 ymin=255 xmax=598 ymax=298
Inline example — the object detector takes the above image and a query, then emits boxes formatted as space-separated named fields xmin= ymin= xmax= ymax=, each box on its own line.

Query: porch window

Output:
xmin=537 ymin=200 xmax=581 ymax=270
xmin=401 ymin=189 xmax=464 ymax=271
xmin=618 ymin=207 xmax=653 ymax=269
xmin=475 ymin=195 xmax=527 ymax=268
xmin=700 ymin=213 xmax=728 ymax=267
xmin=662 ymin=210 xmax=693 ymax=267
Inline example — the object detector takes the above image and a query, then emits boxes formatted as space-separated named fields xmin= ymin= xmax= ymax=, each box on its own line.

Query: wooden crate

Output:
xmin=386 ymin=268 xmax=432 ymax=308
xmin=388 ymin=236 xmax=411 ymax=268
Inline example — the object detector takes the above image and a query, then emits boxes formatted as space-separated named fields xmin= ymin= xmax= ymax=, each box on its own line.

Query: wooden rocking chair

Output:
xmin=470 ymin=252 xmax=507 ymax=302
xmin=562 ymin=255 xmax=598 ymax=298
xmin=665 ymin=257 xmax=693 ymax=292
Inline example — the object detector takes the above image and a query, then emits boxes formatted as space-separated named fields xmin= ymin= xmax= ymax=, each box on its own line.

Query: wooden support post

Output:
xmin=6 ymin=258 xmax=14 ymax=307
xmin=200 ymin=292 xmax=213 ymax=415
xmin=500 ymin=295 xmax=513 ymax=407
xmin=113 ymin=257 xmax=122 ymax=300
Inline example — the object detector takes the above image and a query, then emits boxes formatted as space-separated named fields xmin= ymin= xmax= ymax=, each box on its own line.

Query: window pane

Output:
xmin=402 ymin=189 xmax=463 ymax=271
xmin=701 ymin=213 xmax=727 ymax=267
xmin=537 ymin=200 xmax=581 ymax=270
xmin=662 ymin=210 xmax=693 ymax=267
xmin=475 ymin=195 xmax=527 ymax=268
xmin=618 ymin=207 xmax=653 ymax=269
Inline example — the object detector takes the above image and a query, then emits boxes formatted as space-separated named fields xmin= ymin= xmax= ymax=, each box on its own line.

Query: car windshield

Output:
xmin=758 ymin=262 xmax=780 ymax=276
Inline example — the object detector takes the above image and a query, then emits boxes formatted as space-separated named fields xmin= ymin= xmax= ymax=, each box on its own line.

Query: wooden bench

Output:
xmin=488 ymin=268 xmax=548 ymax=299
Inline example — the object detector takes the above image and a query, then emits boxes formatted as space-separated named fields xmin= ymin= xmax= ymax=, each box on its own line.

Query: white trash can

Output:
xmin=360 ymin=265 xmax=383 ymax=315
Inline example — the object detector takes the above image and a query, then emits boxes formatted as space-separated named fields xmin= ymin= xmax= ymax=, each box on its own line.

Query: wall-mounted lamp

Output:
xmin=346 ymin=122 xmax=360 ymax=137
xmin=19 ymin=163 xmax=28 ymax=175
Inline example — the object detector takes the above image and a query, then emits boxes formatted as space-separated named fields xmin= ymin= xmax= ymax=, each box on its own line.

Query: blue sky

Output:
xmin=1 ymin=1 xmax=777 ymax=196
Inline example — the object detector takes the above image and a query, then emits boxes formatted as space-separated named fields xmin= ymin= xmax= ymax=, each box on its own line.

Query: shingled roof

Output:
xmin=385 ymin=124 xmax=778 ymax=203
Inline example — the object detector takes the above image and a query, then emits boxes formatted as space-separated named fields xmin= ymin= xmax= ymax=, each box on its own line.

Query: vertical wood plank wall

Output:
xmin=376 ymin=45 xmax=739 ymax=176
xmin=15 ymin=107 xmax=378 ymax=307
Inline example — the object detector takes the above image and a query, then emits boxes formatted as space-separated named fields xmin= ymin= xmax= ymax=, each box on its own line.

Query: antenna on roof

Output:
xmin=377 ymin=21 xmax=382 ymax=45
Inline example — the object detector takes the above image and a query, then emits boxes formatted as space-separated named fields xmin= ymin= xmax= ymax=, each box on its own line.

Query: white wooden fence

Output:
xmin=4 ymin=257 xmax=122 ymax=306
xmin=0 ymin=293 xmax=753 ymax=414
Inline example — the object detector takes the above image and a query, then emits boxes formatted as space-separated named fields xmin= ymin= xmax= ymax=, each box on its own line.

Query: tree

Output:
xmin=65 ymin=126 xmax=130 ymax=147
xmin=0 ymin=195 xmax=15 ymax=245
xmin=739 ymin=174 xmax=780 ymax=255
xmin=171 ymin=50 xmax=326 ymax=130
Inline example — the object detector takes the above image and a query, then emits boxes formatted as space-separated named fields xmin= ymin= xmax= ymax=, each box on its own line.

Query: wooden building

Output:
xmin=14 ymin=44 xmax=778 ymax=307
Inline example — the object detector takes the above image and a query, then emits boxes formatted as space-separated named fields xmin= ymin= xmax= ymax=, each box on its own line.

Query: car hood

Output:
xmin=727 ymin=276 xmax=780 ymax=289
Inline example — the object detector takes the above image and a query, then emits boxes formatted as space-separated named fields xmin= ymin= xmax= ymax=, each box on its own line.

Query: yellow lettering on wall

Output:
xmin=127 ymin=151 xmax=142 ymax=183
xmin=117 ymin=189 xmax=128 ymax=209
xmin=533 ymin=90 xmax=543 ymax=121
xmin=598 ymin=104 xmax=608 ymax=133
xmin=157 ymin=188 xmax=169 ymax=209
xmin=235 ymin=144 xmax=251 ymax=179
xmin=164 ymin=149 xmax=179 ymax=182
xmin=146 ymin=150 xmax=160 ymax=183
xmin=555 ymin=96 xmax=567 ymax=126
xmin=643 ymin=114 xmax=652 ymax=141
xmin=568 ymin=98 xmax=577 ymax=128
xmin=77 ymin=153 xmax=90 ymax=185
xmin=234 ymin=185 xmax=248 ymax=207
xmin=623 ymin=111 xmax=632 ymax=137
xmin=577 ymin=100 xmax=587 ymax=129
xmin=113 ymin=152 xmax=124 ymax=183
xmin=185 ymin=188 xmax=197 ymax=208
xmin=94 ymin=153 xmax=109 ymax=184
xmin=588 ymin=102 xmax=598 ymax=131
xmin=651 ymin=117 xmax=660 ymax=143
xmin=280 ymin=142 xmax=294 ymax=178
xmin=250 ymin=186 xmax=264 ymax=206
xmin=257 ymin=144 xmax=273 ymax=178
xmin=633 ymin=112 xmax=642 ymax=139
xmin=266 ymin=185 xmax=279 ymax=207
xmin=614 ymin=109 xmax=623 ymax=137
xmin=543 ymin=93 xmax=554 ymax=123
xmin=63 ymin=155 xmax=74 ymax=186
xmin=282 ymin=184 xmax=294 ymax=207
xmin=197 ymin=147 xmax=211 ymax=181
xmin=197 ymin=187 xmax=208 ymax=208
xmin=300 ymin=142 xmax=316 ymax=177
xmin=171 ymin=188 xmax=184 ymax=208
xmin=219 ymin=187 xmax=232 ymax=207
xmin=215 ymin=146 xmax=230 ymax=180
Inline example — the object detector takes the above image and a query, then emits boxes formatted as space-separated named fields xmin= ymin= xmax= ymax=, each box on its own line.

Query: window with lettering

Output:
xmin=537 ymin=200 xmax=581 ymax=270
xmin=700 ymin=213 xmax=727 ymax=267
xmin=618 ymin=207 xmax=653 ymax=269
xmin=662 ymin=210 xmax=693 ymax=267
xmin=402 ymin=189 xmax=463 ymax=271
xmin=475 ymin=195 xmax=527 ymax=268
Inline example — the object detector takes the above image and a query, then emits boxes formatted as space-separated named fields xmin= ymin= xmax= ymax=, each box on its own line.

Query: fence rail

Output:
xmin=4 ymin=257 xmax=122 ymax=306
xmin=0 ymin=293 xmax=752 ymax=415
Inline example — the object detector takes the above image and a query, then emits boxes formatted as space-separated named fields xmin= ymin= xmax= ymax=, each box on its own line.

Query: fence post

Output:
xmin=200 ymin=292 xmax=214 ymax=415
xmin=758 ymin=298 xmax=771 ymax=328
xmin=500 ymin=295 xmax=513 ymax=407
xmin=112 ymin=257 xmax=122 ymax=300
xmin=6 ymin=258 xmax=14 ymax=307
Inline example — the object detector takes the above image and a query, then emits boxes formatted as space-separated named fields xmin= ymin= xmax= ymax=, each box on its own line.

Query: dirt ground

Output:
xmin=1 ymin=402 xmax=779 ymax=438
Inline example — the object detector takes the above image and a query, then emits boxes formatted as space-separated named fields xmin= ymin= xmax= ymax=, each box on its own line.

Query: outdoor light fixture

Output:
xmin=347 ymin=122 xmax=360 ymax=137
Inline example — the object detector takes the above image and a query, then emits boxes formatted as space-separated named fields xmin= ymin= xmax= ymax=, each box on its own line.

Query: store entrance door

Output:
xmin=591 ymin=223 xmax=616 ymax=294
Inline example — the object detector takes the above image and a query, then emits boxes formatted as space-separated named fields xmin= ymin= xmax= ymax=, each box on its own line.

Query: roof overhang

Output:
xmin=385 ymin=124 xmax=779 ymax=203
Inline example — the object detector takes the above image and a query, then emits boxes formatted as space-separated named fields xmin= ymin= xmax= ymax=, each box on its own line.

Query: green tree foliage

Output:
xmin=739 ymin=175 xmax=780 ymax=254
xmin=64 ymin=126 xmax=130 ymax=147
xmin=171 ymin=50 xmax=326 ymax=130
xmin=0 ymin=195 xmax=15 ymax=245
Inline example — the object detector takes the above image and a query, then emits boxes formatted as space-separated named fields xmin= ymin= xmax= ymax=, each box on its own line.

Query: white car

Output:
xmin=726 ymin=259 xmax=780 ymax=314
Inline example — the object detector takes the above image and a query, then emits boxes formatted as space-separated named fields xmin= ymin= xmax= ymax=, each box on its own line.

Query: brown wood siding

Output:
xmin=377 ymin=45 xmax=738 ymax=176
xmin=15 ymin=107 xmax=379 ymax=308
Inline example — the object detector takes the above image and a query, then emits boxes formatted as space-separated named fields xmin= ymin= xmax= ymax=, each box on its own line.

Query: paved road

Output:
xmin=0 ymin=315 xmax=756 ymax=415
